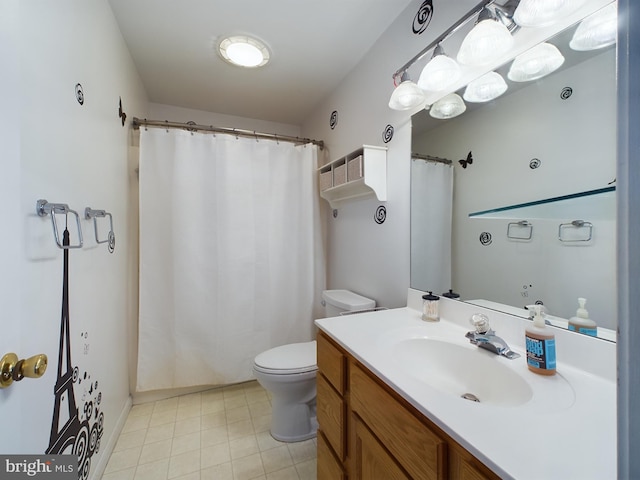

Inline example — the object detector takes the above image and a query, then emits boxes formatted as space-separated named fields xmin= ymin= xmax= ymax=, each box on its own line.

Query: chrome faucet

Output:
xmin=465 ymin=313 xmax=520 ymax=359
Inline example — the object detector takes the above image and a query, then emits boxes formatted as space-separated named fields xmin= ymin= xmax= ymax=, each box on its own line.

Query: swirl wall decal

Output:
xmin=75 ymin=84 xmax=84 ymax=105
xmin=479 ymin=232 xmax=492 ymax=246
xmin=374 ymin=206 xmax=387 ymax=224
xmin=560 ymin=87 xmax=573 ymax=100
xmin=529 ymin=158 xmax=541 ymax=169
xmin=329 ymin=111 xmax=338 ymax=130
xmin=413 ymin=0 xmax=434 ymax=35
xmin=382 ymin=124 xmax=394 ymax=143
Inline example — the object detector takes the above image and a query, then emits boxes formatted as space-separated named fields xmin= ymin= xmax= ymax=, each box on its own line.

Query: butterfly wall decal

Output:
xmin=459 ymin=151 xmax=473 ymax=169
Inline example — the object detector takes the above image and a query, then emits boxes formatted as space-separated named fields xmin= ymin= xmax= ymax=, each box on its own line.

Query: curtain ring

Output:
xmin=274 ymin=134 xmax=279 ymax=145
xmin=164 ymin=120 xmax=169 ymax=133
xmin=144 ymin=118 xmax=148 ymax=131
xmin=254 ymin=131 xmax=259 ymax=142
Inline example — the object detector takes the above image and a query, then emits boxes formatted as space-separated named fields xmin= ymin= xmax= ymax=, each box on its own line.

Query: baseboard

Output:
xmin=90 ymin=395 xmax=132 ymax=480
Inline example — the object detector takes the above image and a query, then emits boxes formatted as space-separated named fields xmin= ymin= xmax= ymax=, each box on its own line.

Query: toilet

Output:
xmin=253 ymin=289 xmax=375 ymax=442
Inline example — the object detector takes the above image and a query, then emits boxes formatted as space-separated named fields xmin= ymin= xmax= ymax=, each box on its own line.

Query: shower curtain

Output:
xmin=410 ymin=158 xmax=453 ymax=293
xmin=137 ymin=128 xmax=325 ymax=392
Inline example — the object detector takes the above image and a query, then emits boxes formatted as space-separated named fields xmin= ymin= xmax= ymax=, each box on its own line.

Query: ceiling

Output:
xmin=107 ymin=0 xmax=413 ymax=125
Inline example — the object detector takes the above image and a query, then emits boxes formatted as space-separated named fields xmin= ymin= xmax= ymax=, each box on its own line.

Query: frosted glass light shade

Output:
xmin=508 ymin=43 xmax=565 ymax=82
xmin=463 ymin=72 xmax=508 ymax=103
xmin=514 ymin=0 xmax=587 ymax=27
xmin=418 ymin=54 xmax=462 ymax=92
xmin=457 ymin=19 xmax=515 ymax=66
xmin=219 ymin=35 xmax=270 ymax=67
xmin=570 ymin=3 xmax=617 ymax=51
xmin=388 ymin=80 xmax=427 ymax=110
xmin=430 ymin=93 xmax=467 ymax=119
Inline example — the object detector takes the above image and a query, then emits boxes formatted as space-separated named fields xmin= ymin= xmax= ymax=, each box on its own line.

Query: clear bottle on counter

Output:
xmin=422 ymin=291 xmax=440 ymax=322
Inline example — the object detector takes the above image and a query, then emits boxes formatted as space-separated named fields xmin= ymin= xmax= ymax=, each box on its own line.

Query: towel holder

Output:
xmin=36 ymin=199 xmax=83 ymax=249
xmin=507 ymin=220 xmax=533 ymax=240
xmin=85 ymin=207 xmax=116 ymax=253
xmin=558 ymin=220 xmax=593 ymax=242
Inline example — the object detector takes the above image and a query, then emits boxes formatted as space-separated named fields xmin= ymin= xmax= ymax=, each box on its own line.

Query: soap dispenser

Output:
xmin=568 ymin=298 xmax=597 ymax=337
xmin=525 ymin=305 xmax=556 ymax=376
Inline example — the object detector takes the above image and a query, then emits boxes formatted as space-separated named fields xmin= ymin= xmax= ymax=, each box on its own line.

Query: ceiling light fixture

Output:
xmin=418 ymin=44 xmax=462 ymax=92
xmin=388 ymin=72 xmax=427 ymax=111
xmin=457 ymin=7 xmax=515 ymax=66
xmin=463 ymin=71 xmax=508 ymax=102
xmin=569 ymin=2 xmax=617 ymax=51
xmin=514 ymin=0 xmax=588 ymax=27
xmin=218 ymin=35 xmax=270 ymax=68
xmin=429 ymin=93 xmax=467 ymax=119
xmin=508 ymin=42 xmax=565 ymax=82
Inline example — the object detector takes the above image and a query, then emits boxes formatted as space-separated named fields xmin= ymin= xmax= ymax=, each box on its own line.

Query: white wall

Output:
xmin=301 ymin=0 xmax=481 ymax=308
xmin=0 ymin=2 xmax=148 ymax=479
xmin=412 ymin=51 xmax=616 ymax=327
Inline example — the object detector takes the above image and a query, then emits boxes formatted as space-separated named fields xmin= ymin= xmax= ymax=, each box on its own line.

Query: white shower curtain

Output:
xmin=410 ymin=158 xmax=453 ymax=293
xmin=137 ymin=128 xmax=325 ymax=392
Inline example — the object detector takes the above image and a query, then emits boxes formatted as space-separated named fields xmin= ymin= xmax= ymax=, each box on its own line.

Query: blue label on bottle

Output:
xmin=526 ymin=335 xmax=556 ymax=371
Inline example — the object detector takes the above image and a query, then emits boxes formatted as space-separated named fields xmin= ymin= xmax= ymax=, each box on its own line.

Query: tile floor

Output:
xmin=102 ymin=381 xmax=317 ymax=480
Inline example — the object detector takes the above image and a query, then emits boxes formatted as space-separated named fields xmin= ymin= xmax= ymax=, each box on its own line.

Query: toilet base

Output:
xmin=269 ymin=399 xmax=318 ymax=442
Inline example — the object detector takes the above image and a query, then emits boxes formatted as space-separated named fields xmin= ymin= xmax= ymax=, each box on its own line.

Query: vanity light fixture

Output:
xmin=507 ymin=42 xmax=565 ymax=82
xmin=429 ymin=93 xmax=467 ymax=119
xmin=457 ymin=6 xmax=515 ymax=66
xmin=463 ymin=71 xmax=508 ymax=102
xmin=218 ymin=35 xmax=270 ymax=68
xmin=514 ymin=0 xmax=588 ymax=27
xmin=388 ymin=72 xmax=427 ymax=111
xmin=569 ymin=2 xmax=617 ymax=51
xmin=418 ymin=44 xmax=462 ymax=92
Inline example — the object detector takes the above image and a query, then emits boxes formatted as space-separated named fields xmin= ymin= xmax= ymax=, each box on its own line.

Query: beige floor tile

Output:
xmin=287 ymin=440 xmax=316 ymax=464
xmin=252 ymin=414 xmax=272 ymax=434
xmin=173 ymin=472 xmax=201 ymax=480
xmin=229 ymin=435 xmax=260 ymax=460
xmin=133 ymin=458 xmax=170 ymax=480
xmin=201 ymin=426 xmax=229 ymax=448
xmin=168 ymin=450 xmax=201 ymax=479
xmin=128 ymin=403 xmax=155 ymax=418
xmin=104 ymin=447 xmax=142 ymax=474
xmin=201 ymin=411 xmax=226 ymax=429
xmin=245 ymin=390 xmax=270 ymax=405
xmin=102 ymin=466 xmax=136 ymax=480
xmin=154 ymin=397 xmax=179 ymax=413
xmin=294 ymin=459 xmax=316 ymax=480
xmin=174 ymin=417 xmax=201 ymax=436
xmin=222 ymin=384 xmax=246 ymax=399
xmin=145 ymin=423 xmax=175 ymax=444
xmin=227 ymin=419 xmax=255 ymax=441
xmin=150 ymin=409 xmax=178 ymax=427
xmin=224 ymin=395 xmax=249 ymax=410
xmin=248 ymin=401 xmax=271 ymax=418
xmin=201 ymin=443 xmax=232 ymax=469
xmin=266 ymin=466 xmax=299 ymax=480
xmin=255 ymin=431 xmax=284 ymax=452
xmin=226 ymin=405 xmax=251 ymax=423
xmin=172 ymin=431 xmax=201 ymax=456
xmin=177 ymin=403 xmax=202 ymax=420
xmin=261 ymin=445 xmax=293 ymax=474
xmin=121 ymin=416 xmax=151 ymax=434
xmin=201 ymin=462 xmax=233 ymax=480
xmin=139 ymin=438 xmax=172 ymax=465
xmin=114 ymin=430 xmax=147 ymax=452
xmin=179 ymin=392 xmax=202 ymax=406
xmin=231 ymin=452 xmax=265 ymax=480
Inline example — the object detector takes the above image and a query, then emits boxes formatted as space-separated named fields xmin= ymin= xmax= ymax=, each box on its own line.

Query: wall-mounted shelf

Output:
xmin=318 ymin=145 xmax=387 ymax=208
xmin=469 ymin=186 xmax=615 ymax=220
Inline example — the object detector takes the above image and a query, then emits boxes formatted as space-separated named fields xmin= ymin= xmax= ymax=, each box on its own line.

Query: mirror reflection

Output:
xmin=410 ymin=22 xmax=616 ymax=341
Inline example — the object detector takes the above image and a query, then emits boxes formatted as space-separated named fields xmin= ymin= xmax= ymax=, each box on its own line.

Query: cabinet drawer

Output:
xmin=317 ymin=373 xmax=346 ymax=460
xmin=317 ymin=430 xmax=347 ymax=480
xmin=317 ymin=332 xmax=346 ymax=394
xmin=350 ymin=362 xmax=447 ymax=480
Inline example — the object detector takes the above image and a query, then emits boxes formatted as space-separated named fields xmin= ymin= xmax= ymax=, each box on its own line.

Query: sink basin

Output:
xmin=393 ymin=338 xmax=533 ymax=407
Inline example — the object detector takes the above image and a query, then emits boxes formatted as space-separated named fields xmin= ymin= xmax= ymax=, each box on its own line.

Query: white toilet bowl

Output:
xmin=253 ymin=341 xmax=318 ymax=442
xmin=253 ymin=290 xmax=375 ymax=442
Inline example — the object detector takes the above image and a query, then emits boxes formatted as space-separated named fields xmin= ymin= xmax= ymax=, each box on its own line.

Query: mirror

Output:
xmin=410 ymin=20 xmax=617 ymax=341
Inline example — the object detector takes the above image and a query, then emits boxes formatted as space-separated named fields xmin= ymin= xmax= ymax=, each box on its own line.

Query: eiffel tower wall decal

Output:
xmin=46 ymin=229 xmax=105 ymax=480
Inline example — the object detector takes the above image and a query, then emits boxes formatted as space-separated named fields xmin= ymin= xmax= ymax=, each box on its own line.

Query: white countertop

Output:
xmin=315 ymin=293 xmax=616 ymax=480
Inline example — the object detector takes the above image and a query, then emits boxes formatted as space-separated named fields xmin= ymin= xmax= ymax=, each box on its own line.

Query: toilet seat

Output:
xmin=253 ymin=340 xmax=317 ymax=375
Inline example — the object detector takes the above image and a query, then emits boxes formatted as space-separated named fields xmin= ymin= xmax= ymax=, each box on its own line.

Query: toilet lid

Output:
xmin=254 ymin=341 xmax=317 ymax=374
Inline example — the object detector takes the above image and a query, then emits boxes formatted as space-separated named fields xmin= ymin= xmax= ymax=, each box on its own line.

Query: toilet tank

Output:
xmin=322 ymin=289 xmax=376 ymax=318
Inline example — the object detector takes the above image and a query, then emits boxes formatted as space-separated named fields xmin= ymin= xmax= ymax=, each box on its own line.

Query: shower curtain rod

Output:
xmin=412 ymin=153 xmax=452 ymax=165
xmin=132 ymin=117 xmax=324 ymax=149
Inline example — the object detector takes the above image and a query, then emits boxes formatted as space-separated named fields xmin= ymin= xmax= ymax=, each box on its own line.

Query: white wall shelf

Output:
xmin=319 ymin=145 xmax=387 ymax=208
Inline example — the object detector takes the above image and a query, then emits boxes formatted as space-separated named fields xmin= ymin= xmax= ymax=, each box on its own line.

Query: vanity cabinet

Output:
xmin=318 ymin=145 xmax=387 ymax=208
xmin=317 ymin=331 xmax=500 ymax=480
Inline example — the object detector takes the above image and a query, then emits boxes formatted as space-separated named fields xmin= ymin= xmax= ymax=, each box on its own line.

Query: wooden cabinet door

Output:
xmin=352 ymin=414 xmax=410 ymax=480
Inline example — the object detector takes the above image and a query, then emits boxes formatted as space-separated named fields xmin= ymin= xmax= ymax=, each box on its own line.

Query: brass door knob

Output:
xmin=0 ymin=352 xmax=48 ymax=388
